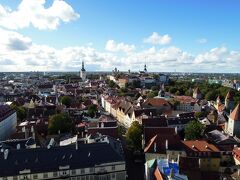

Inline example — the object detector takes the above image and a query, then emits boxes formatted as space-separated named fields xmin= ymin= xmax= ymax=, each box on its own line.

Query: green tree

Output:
xmin=126 ymin=121 xmax=143 ymax=151
xmin=205 ymin=90 xmax=217 ymax=101
xmin=48 ymin=113 xmax=73 ymax=134
xmin=61 ymin=96 xmax=72 ymax=108
xmin=184 ymin=120 xmax=204 ymax=140
xmin=169 ymin=87 xmax=177 ymax=94
xmin=147 ymin=90 xmax=158 ymax=98
xmin=10 ymin=104 xmax=27 ymax=121
xmin=108 ymin=80 xmax=116 ymax=88
xmin=194 ymin=111 xmax=205 ymax=119
xmin=88 ymin=104 xmax=98 ymax=118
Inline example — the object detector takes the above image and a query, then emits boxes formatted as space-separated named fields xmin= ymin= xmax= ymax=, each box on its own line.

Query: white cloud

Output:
xmin=0 ymin=27 xmax=239 ymax=73
xmin=105 ymin=40 xmax=135 ymax=53
xmin=144 ymin=32 xmax=171 ymax=45
xmin=0 ymin=28 xmax=32 ymax=52
xmin=0 ymin=0 xmax=79 ymax=30
xmin=197 ymin=38 xmax=208 ymax=44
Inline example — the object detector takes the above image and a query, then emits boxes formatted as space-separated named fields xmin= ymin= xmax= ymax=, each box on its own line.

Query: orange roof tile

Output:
xmin=225 ymin=91 xmax=233 ymax=100
xmin=154 ymin=167 xmax=165 ymax=180
xmin=182 ymin=140 xmax=220 ymax=152
xmin=143 ymin=98 xmax=170 ymax=107
xmin=230 ymin=104 xmax=240 ymax=121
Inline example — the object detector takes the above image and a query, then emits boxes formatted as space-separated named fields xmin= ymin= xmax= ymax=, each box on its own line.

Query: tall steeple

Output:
xmin=144 ymin=64 xmax=147 ymax=72
xmin=80 ymin=60 xmax=87 ymax=81
xmin=81 ymin=61 xmax=86 ymax=71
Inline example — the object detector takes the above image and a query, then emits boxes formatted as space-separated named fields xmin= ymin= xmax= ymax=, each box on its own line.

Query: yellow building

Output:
xmin=182 ymin=140 xmax=221 ymax=172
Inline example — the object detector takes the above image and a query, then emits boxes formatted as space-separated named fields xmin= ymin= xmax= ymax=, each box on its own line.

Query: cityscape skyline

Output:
xmin=0 ymin=0 xmax=240 ymax=73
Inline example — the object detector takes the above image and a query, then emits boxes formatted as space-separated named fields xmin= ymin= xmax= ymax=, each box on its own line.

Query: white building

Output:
xmin=0 ymin=105 xmax=17 ymax=141
xmin=227 ymin=104 xmax=240 ymax=136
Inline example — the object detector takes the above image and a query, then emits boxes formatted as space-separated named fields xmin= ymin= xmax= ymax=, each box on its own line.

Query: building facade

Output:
xmin=0 ymin=105 xmax=17 ymax=141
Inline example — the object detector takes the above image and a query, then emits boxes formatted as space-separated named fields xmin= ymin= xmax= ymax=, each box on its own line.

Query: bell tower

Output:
xmin=80 ymin=61 xmax=86 ymax=81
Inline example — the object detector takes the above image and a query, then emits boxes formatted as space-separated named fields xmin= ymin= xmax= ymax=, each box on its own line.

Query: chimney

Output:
xmin=4 ymin=149 xmax=9 ymax=160
xmin=25 ymin=128 xmax=29 ymax=139
xmin=165 ymin=139 xmax=168 ymax=150
xmin=17 ymin=144 xmax=21 ymax=150
xmin=175 ymin=127 xmax=177 ymax=134
xmin=169 ymin=168 xmax=174 ymax=179
xmin=154 ymin=142 xmax=157 ymax=152
xmin=75 ymin=140 xmax=78 ymax=150
xmin=167 ymin=154 xmax=170 ymax=161
xmin=177 ymin=154 xmax=180 ymax=165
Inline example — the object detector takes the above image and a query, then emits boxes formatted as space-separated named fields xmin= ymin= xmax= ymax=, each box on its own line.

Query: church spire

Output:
xmin=81 ymin=61 xmax=86 ymax=71
xmin=144 ymin=64 xmax=147 ymax=72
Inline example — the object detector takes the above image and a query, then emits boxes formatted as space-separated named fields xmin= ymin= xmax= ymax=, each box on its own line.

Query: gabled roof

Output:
xmin=182 ymin=140 xmax=220 ymax=152
xmin=229 ymin=104 xmax=240 ymax=121
xmin=144 ymin=127 xmax=176 ymax=144
xmin=193 ymin=87 xmax=201 ymax=94
xmin=225 ymin=91 xmax=233 ymax=100
xmin=144 ymin=133 xmax=182 ymax=154
xmin=142 ymin=98 xmax=170 ymax=107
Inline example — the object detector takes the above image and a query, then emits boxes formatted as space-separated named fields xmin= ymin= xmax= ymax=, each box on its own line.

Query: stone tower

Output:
xmin=80 ymin=61 xmax=86 ymax=81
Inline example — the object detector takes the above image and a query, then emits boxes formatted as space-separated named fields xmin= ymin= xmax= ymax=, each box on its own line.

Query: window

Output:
xmin=112 ymin=165 xmax=115 ymax=171
xmin=13 ymin=177 xmax=18 ymax=180
xmin=53 ymin=172 xmax=58 ymax=177
xmin=112 ymin=173 xmax=116 ymax=178
xmin=89 ymin=168 xmax=94 ymax=173
xmin=43 ymin=173 xmax=48 ymax=178
xmin=3 ymin=177 xmax=7 ymax=180
xmin=81 ymin=169 xmax=85 ymax=174
xmin=33 ymin=174 xmax=38 ymax=179
xmin=72 ymin=169 xmax=76 ymax=175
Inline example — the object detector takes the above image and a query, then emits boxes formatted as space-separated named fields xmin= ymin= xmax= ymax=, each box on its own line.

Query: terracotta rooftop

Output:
xmin=173 ymin=96 xmax=197 ymax=104
xmin=144 ymin=133 xmax=182 ymax=154
xmin=193 ymin=87 xmax=201 ymax=94
xmin=233 ymin=148 xmax=240 ymax=161
xmin=225 ymin=91 xmax=233 ymax=100
xmin=182 ymin=140 xmax=220 ymax=152
xmin=142 ymin=98 xmax=170 ymax=107
xmin=154 ymin=167 xmax=165 ymax=180
xmin=229 ymin=104 xmax=240 ymax=121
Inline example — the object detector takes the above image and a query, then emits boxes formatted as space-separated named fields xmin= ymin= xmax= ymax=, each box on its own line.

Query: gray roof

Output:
xmin=0 ymin=142 xmax=125 ymax=177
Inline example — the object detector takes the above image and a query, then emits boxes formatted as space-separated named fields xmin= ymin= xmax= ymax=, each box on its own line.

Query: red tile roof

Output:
xmin=230 ymin=104 xmax=240 ymax=121
xmin=154 ymin=167 xmax=165 ymax=180
xmin=144 ymin=127 xmax=176 ymax=144
xmin=233 ymin=148 xmax=240 ymax=161
xmin=144 ymin=133 xmax=182 ymax=154
xmin=182 ymin=140 xmax=220 ymax=152
xmin=142 ymin=98 xmax=170 ymax=107
xmin=225 ymin=91 xmax=233 ymax=100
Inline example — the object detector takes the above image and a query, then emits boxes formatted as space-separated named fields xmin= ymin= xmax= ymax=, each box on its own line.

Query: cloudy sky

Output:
xmin=0 ymin=0 xmax=239 ymax=72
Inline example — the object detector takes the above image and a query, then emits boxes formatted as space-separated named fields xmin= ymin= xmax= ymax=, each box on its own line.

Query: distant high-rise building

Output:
xmin=80 ymin=61 xmax=86 ymax=81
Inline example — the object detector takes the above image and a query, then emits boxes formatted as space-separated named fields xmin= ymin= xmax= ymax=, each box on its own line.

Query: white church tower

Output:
xmin=227 ymin=104 xmax=240 ymax=136
xmin=80 ymin=61 xmax=86 ymax=81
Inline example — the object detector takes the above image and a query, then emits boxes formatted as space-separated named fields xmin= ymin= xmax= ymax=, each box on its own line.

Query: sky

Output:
xmin=0 ymin=0 xmax=240 ymax=72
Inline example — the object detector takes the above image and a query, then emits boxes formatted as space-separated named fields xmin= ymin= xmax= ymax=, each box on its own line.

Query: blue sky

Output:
xmin=0 ymin=0 xmax=240 ymax=72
